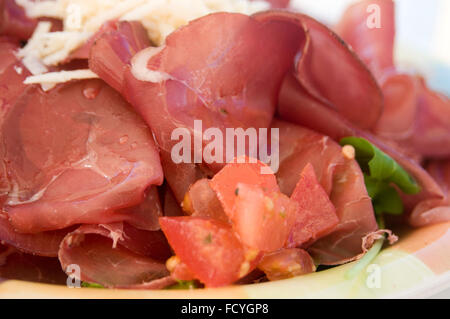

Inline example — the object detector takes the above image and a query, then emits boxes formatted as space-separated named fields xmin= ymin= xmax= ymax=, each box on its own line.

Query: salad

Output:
xmin=0 ymin=0 xmax=449 ymax=289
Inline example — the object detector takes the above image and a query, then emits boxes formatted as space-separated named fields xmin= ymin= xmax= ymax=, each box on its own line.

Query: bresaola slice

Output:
xmin=89 ymin=20 xmax=152 ymax=92
xmin=253 ymin=10 xmax=383 ymax=131
xmin=1 ymin=79 xmax=163 ymax=233
xmin=0 ymin=0 xmax=37 ymax=40
xmin=375 ymin=75 xmax=450 ymax=158
xmin=335 ymin=0 xmax=395 ymax=80
xmin=408 ymin=161 xmax=450 ymax=227
xmin=335 ymin=0 xmax=450 ymax=158
xmin=0 ymin=245 xmax=67 ymax=285
xmin=0 ymin=214 xmax=69 ymax=257
xmin=59 ymin=223 xmax=171 ymax=288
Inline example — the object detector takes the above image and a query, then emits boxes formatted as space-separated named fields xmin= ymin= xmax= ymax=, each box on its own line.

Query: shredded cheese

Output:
xmin=16 ymin=0 xmax=270 ymax=87
xmin=23 ymin=69 xmax=99 ymax=84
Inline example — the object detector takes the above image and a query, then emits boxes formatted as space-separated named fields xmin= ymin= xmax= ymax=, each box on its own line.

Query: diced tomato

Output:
xmin=182 ymin=179 xmax=229 ymax=223
xmin=231 ymin=184 xmax=297 ymax=252
xmin=159 ymin=217 xmax=245 ymax=287
xmin=258 ymin=248 xmax=316 ymax=281
xmin=210 ymin=157 xmax=279 ymax=218
xmin=287 ymin=163 xmax=339 ymax=248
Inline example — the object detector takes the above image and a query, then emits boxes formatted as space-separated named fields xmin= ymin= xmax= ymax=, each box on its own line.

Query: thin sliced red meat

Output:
xmin=273 ymin=119 xmax=378 ymax=265
xmin=288 ymin=163 xmax=339 ymax=248
xmin=335 ymin=0 xmax=450 ymax=158
xmin=254 ymin=11 xmax=383 ymax=130
xmin=258 ymin=248 xmax=315 ymax=281
xmin=0 ymin=245 xmax=67 ymax=284
xmin=335 ymin=0 xmax=395 ymax=79
xmin=0 ymin=214 xmax=69 ymax=257
xmin=0 ymin=0 xmax=37 ymax=40
xmin=88 ymin=20 xmax=151 ymax=92
xmin=162 ymin=186 xmax=184 ymax=217
xmin=59 ymin=223 xmax=169 ymax=288
xmin=409 ymin=161 xmax=450 ymax=227
xmin=375 ymin=75 xmax=450 ymax=158
xmin=116 ymin=186 xmax=162 ymax=231
xmin=1 ymin=79 xmax=163 ymax=233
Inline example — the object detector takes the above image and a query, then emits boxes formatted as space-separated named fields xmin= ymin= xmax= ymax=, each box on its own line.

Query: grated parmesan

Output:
xmin=15 ymin=0 xmax=270 ymax=86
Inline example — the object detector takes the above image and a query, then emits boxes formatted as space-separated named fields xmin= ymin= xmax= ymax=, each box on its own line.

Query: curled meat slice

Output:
xmin=1 ymin=79 xmax=163 ymax=233
xmin=59 ymin=223 xmax=170 ymax=288
xmin=0 ymin=0 xmax=37 ymax=40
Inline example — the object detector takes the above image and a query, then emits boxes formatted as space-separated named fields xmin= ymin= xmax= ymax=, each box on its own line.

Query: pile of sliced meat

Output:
xmin=0 ymin=0 xmax=449 ymax=288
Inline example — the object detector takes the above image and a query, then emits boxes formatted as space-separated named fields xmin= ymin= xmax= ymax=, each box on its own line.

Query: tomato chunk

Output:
xmin=287 ymin=163 xmax=339 ymax=248
xmin=232 ymin=184 xmax=297 ymax=252
xmin=159 ymin=217 xmax=245 ymax=287
xmin=210 ymin=157 xmax=279 ymax=218
xmin=182 ymin=179 xmax=229 ymax=223
xmin=258 ymin=248 xmax=316 ymax=281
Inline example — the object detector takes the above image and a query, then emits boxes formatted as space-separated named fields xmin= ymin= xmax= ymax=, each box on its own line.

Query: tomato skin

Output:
xmin=287 ymin=163 xmax=339 ymax=248
xmin=159 ymin=217 xmax=245 ymax=287
xmin=232 ymin=184 xmax=297 ymax=252
xmin=210 ymin=158 xmax=279 ymax=218
xmin=258 ymin=248 xmax=316 ymax=281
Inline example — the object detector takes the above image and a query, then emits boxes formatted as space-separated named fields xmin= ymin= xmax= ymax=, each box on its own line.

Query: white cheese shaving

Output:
xmin=24 ymin=69 xmax=99 ymax=84
xmin=131 ymin=46 xmax=173 ymax=83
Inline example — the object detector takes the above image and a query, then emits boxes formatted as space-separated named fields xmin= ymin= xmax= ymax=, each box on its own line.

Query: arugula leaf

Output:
xmin=340 ymin=137 xmax=420 ymax=217
xmin=166 ymin=280 xmax=197 ymax=290
xmin=81 ymin=282 xmax=104 ymax=288
xmin=364 ymin=174 xmax=403 ymax=215
xmin=340 ymin=137 xmax=420 ymax=194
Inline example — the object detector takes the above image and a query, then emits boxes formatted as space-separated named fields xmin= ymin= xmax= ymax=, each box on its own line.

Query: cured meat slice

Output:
xmin=1 ymin=79 xmax=163 ymax=233
xmin=409 ymin=161 xmax=450 ymax=227
xmin=335 ymin=0 xmax=395 ymax=79
xmin=0 ymin=214 xmax=69 ymax=257
xmin=273 ymin=119 xmax=378 ymax=264
xmin=0 ymin=244 xmax=67 ymax=284
xmin=59 ymin=223 xmax=170 ymax=288
xmin=374 ymin=75 xmax=450 ymax=158
xmin=335 ymin=0 xmax=450 ymax=158
xmin=0 ymin=0 xmax=37 ymax=40
xmin=254 ymin=10 xmax=383 ymax=130
xmin=88 ymin=20 xmax=151 ymax=92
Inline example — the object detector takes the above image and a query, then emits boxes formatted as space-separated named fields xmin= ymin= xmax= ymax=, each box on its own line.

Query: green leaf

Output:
xmin=364 ymin=175 xmax=403 ymax=215
xmin=340 ymin=137 xmax=420 ymax=216
xmin=81 ymin=282 xmax=104 ymax=288
xmin=340 ymin=137 xmax=420 ymax=194
xmin=166 ymin=280 xmax=197 ymax=290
